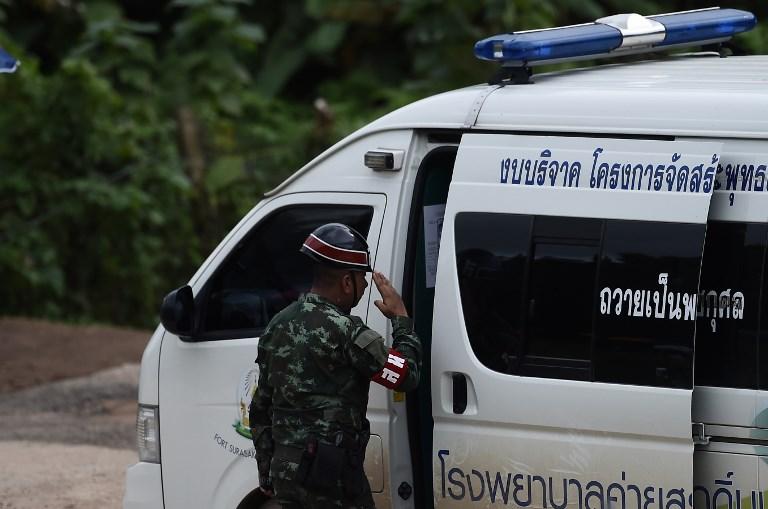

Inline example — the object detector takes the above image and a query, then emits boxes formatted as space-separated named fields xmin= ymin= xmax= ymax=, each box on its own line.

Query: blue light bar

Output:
xmin=651 ymin=9 xmax=757 ymax=47
xmin=474 ymin=24 xmax=622 ymax=64
xmin=475 ymin=8 xmax=756 ymax=67
xmin=0 ymin=48 xmax=18 ymax=74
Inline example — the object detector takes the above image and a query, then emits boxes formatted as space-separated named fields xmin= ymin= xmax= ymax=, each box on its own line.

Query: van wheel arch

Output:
xmin=236 ymin=488 xmax=277 ymax=509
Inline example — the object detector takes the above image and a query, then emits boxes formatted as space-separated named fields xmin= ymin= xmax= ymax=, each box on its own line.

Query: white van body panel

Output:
xmin=476 ymin=56 xmax=768 ymax=138
xmin=137 ymin=325 xmax=163 ymax=405
xmin=123 ymin=462 xmax=163 ymax=509
xmin=267 ymin=90 xmax=480 ymax=197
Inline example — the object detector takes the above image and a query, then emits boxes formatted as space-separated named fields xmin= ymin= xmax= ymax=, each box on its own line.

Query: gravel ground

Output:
xmin=0 ymin=442 xmax=136 ymax=509
xmin=0 ymin=363 xmax=140 ymax=508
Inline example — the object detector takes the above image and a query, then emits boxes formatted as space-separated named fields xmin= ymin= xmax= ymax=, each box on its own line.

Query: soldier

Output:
xmin=249 ymin=223 xmax=422 ymax=508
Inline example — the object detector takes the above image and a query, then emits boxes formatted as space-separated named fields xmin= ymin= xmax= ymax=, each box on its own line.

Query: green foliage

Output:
xmin=0 ymin=52 xmax=196 ymax=325
xmin=0 ymin=0 xmax=765 ymax=327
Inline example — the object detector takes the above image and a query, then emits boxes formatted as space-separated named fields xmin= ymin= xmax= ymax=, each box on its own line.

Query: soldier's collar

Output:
xmin=302 ymin=292 xmax=349 ymax=315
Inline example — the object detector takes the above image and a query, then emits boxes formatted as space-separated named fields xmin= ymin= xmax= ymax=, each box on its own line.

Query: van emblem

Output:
xmin=233 ymin=366 xmax=259 ymax=440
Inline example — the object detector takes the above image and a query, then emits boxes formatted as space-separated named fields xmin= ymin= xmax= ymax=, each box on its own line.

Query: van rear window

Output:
xmin=455 ymin=212 xmax=705 ymax=389
xmin=695 ymin=221 xmax=767 ymax=390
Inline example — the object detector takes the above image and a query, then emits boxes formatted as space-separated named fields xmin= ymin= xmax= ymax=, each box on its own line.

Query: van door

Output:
xmin=157 ymin=192 xmax=386 ymax=509
xmin=692 ymin=139 xmax=768 ymax=508
xmin=432 ymin=134 xmax=721 ymax=508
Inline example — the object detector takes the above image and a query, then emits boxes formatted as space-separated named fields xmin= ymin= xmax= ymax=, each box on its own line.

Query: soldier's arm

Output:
xmin=349 ymin=318 xmax=421 ymax=392
xmin=249 ymin=340 xmax=274 ymax=491
xmin=346 ymin=272 xmax=422 ymax=391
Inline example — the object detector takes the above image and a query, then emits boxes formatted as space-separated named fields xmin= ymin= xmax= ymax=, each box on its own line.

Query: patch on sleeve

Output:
xmin=353 ymin=329 xmax=380 ymax=351
xmin=372 ymin=348 xmax=409 ymax=390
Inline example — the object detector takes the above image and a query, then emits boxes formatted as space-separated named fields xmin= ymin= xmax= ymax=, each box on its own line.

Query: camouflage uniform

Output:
xmin=250 ymin=292 xmax=421 ymax=509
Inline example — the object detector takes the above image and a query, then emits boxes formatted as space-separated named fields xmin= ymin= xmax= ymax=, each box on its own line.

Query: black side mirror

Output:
xmin=160 ymin=285 xmax=195 ymax=338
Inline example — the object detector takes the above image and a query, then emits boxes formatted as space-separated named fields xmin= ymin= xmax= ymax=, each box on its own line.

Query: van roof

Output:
xmin=363 ymin=53 xmax=768 ymax=140
xmin=267 ymin=53 xmax=767 ymax=196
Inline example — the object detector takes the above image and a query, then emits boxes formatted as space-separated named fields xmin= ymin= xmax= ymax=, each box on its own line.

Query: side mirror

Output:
xmin=160 ymin=285 xmax=195 ymax=338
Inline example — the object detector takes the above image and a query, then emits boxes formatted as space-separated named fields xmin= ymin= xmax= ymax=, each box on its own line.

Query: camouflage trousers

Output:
xmin=271 ymin=479 xmax=375 ymax=509
xmin=269 ymin=454 xmax=375 ymax=509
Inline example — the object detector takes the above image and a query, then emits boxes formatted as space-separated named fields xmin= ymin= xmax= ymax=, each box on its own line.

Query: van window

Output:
xmin=523 ymin=216 xmax=601 ymax=380
xmin=199 ymin=205 xmax=374 ymax=338
xmin=595 ymin=220 xmax=704 ymax=388
xmin=455 ymin=212 xmax=705 ymax=388
xmin=695 ymin=221 xmax=766 ymax=389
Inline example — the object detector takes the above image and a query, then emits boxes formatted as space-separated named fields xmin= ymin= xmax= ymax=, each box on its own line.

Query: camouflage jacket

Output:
xmin=249 ymin=292 xmax=421 ymax=487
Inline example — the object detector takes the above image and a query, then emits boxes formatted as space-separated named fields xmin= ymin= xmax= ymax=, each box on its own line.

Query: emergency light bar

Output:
xmin=474 ymin=7 xmax=756 ymax=68
xmin=0 ymin=48 xmax=18 ymax=73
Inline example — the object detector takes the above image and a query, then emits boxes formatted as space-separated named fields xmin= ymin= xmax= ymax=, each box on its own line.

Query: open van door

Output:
xmin=431 ymin=134 xmax=721 ymax=507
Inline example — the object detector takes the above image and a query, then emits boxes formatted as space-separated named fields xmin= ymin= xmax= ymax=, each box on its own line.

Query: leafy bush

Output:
xmin=0 ymin=0 xmax=765 ymax=327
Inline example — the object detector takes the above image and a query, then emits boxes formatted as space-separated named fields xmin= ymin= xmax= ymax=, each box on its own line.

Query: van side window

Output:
xmin=523 ymin=216 xmax=601 ymax=381
xmin=595 ymin=220 xmax=704 ymax=388
xmin=455 ymin=212 xmax=705 ymax=388
xmin=695 ymin=222 xmax=766 ymax=390
xmin=198 ymin=205 xmax=374 ymax=338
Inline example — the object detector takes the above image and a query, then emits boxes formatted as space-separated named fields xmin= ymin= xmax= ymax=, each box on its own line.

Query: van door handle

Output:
xmin=692 ymin=422 xmax=710 ymax=445
xmin=452 ymin=373 xmax=468 ymax=414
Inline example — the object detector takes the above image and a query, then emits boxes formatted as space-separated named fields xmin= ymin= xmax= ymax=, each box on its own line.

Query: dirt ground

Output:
xmin=0 ymin=317 xmax=151 ymax=509
xmin=0 ymin=317 xmax=150 ymax=394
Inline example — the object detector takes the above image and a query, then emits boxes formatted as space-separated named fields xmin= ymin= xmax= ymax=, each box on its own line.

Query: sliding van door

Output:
xmin=432 ymin=134 xmax=721 ymax=508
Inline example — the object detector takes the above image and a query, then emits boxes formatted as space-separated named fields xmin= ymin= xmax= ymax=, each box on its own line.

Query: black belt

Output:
xmin=273 ymin=405 xmax=362 ymax=424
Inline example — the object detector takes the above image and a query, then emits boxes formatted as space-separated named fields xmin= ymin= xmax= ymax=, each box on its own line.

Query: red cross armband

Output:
xmin=373 ymin=349 xmax=409 ymax=390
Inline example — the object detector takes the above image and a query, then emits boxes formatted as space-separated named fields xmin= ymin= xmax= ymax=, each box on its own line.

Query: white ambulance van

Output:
xmin=123 ymin=8 xmax=768 ymax=509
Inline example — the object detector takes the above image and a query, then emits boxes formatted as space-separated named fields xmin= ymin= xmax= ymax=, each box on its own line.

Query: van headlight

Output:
xmin=136 ymin=404 xmax=161 ymax=463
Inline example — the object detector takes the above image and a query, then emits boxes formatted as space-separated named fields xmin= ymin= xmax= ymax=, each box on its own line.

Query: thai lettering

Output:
xmin=586 ymin=481 xmax=605 ymax=509
xmin=654 ymin=273 xmax=668 ymax=318
xmin=437 ymin=452 xmax=768 ymax=509
xmin=487 ymin=471 xmax=513 ymax=504
xmin=600 ymin=273 xmax=697 ymax=321
xmin=608 ymin=481 xmax=626 ymax=509
xmin=756 ymin=165 xmax=767 ymax=191
xmin=468 ymin=469 xmax=485 ymax=501
xmin=500 ymin=150 xmax=581 ymax=188
xmin=712 ymin=472 xmax=733 ymax=509
xmin=692 ymin=481 xmax=768 ymax=509
xmin=525 ymin=158 xmax=536 ymax=185
xmin=697 ymin=289 xmax=745 ymax=320
xmin=513 ymin=474 xmax=532 ymax=507
xmin=676 ymin=165 xmax=690 ymax=192
xmin=549 ymin=477 xmax=569 ymax=509
xmin=586 ymin=149 xmax=717 ymax=193
xmin=703 ymin=154 xmax=718 ymax=193
xmin=715 ymin=160 xmax=768 ymax=193
xmin=497 ymin=147 xmax=750 ymax=192
xmin=690 ymin=164 xmax=704 ymax=192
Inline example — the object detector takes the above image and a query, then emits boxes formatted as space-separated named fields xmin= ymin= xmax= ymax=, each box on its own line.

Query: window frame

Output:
xmin=184 ymin=192 xmax=386 ymax=342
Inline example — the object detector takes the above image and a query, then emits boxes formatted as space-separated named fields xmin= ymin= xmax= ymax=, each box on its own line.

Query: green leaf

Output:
xmin=306 ymin=22 xmax=347 ymax=55
xmin=234 ymin=23 xmax=265 ymax=43
xmin=206 ymin=156 xmax=246 ymax=194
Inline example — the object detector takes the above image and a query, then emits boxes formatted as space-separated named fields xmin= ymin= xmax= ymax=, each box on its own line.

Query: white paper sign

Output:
xmin=423 ymin=204 xmax=446 ymax=289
